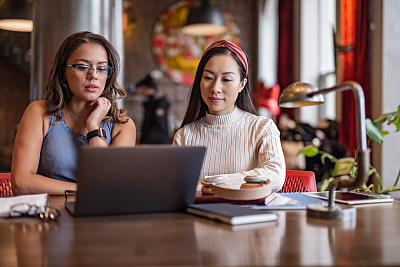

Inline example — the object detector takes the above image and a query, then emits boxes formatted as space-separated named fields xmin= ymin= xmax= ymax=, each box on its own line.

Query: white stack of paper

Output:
xmin=0 ymin=193 xmax=48 ymax=217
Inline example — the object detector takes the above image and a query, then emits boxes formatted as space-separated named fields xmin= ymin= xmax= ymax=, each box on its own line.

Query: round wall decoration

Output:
xmin=152 ymin=0 xmax=241 ymax=86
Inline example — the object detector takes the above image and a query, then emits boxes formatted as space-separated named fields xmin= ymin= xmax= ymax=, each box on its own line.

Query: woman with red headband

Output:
xmin=173 ymin=40 xmax=285 ymax=191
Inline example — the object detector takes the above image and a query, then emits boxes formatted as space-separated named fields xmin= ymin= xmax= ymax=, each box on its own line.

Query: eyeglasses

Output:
xmin=66 ymin=64 xmax=113 ymax=79
xmin=10 ymin=203 xmax=60 ymax=221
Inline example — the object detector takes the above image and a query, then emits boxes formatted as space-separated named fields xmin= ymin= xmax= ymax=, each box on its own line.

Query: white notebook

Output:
xmin=187 ymin=203 xmax=279 ymax=225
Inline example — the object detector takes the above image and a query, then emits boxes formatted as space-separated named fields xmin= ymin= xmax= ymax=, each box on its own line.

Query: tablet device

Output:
xmin=304 ymin=191 xmax=394 ymax=205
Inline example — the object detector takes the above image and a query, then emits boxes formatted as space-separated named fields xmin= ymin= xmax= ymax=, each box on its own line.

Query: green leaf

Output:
xmin=396 ymin=117 xmax=400 ymax=131
xmin=370 ymin=167 xmax=383 ymax=192
xmin=381 ymin=186 xmax=400 ymax=194
xmin=349 ymin=165 xmax=357 ymax=177
xmin=332 ymin=157 xmax=355 ymax=177
xmin=373 ymin=114 xmax=388 ymax=124
xmin=297 ymin=145 xmax=319 ymax=157
xmin=381 ymin=131 xmax=389 ymax=137
xmin=386 ymin=113 xmax=396 ymax=123
xmin=320 ymin=153 xmax=337 ymax=164
xmin=319 ymin=177 xmax=336 ymax=192
xmin=364 ymin=184 xmax=375 ymax=193
xmin=351 ymin=183 xmax=374 ymax=193
xmin=394 ymin=170 xmax=400 ymax=187
xmin=366 ymin=118 xmax=384 ymax=144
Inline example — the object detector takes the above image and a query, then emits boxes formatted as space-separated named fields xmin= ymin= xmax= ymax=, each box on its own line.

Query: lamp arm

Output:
xmin=309 ymin=81 xmax=370 ymax=190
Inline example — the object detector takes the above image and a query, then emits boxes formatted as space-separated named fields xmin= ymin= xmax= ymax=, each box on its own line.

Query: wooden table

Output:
xmin=1 ymin=196 xmax=400 ymax=266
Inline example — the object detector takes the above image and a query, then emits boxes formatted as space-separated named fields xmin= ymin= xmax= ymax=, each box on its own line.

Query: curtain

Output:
xmin=339 ymin=0 xmax=371 ymax=156
xmin=277 ymin=0 xmax=295 ymax=119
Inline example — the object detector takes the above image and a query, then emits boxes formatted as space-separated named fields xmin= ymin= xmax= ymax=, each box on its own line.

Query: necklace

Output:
xmin=65 ymin=106 xmax=87 ymax=135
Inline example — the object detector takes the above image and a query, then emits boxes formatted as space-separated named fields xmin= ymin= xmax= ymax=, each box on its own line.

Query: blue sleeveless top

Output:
xmin=37 ymin=113 xmax=114 ymax=182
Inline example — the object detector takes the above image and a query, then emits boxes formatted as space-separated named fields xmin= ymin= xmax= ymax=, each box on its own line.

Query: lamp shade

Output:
xmin=0 ymin=0 xmax=33 ymax=32
xmin=182 ymin=0 xmax=227 ymax=36
xmin=278 ymin=81 xmax=325 ymax=108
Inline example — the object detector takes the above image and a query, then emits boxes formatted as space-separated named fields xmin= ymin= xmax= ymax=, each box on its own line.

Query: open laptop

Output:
xmin=65 ymin=145 xmax=206 ymax=216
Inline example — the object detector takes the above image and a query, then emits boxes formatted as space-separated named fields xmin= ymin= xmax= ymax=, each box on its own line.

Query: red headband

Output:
xmin=202 ymin=40 xmax=248 ymax=77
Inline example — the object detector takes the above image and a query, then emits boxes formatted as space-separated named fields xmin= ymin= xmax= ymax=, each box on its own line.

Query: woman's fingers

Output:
xmin=88 ymin=97 xmax=110 ymax=108
xmin=86 ymin=97 xmax=111 ymax=130
xmin=98 ymin=97 xmax=111 ymax=110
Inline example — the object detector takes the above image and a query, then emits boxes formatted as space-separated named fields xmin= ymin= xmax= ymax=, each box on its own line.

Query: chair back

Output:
xmin=278 ymin=170 xmax=317 ymax=192
xmin=0 ymin=173 xmax=13 ymax=197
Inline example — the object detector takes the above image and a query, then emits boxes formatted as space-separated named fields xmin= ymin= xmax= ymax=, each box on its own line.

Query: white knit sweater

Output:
xmin=173 ymin=107 xmax=286 ymax=191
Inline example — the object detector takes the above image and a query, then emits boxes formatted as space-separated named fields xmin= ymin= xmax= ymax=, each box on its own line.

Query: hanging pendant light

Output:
xmin=182 ymin=0 xmax=227 ymax=36
xmin=0 ymin=0 xmax=33 ymax=32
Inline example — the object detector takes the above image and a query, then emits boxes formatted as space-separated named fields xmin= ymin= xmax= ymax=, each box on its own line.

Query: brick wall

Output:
xmin=0 ymin=0 xmax=257 ymax=170
xmin=0 ymin=30 xmax=31 ymax=171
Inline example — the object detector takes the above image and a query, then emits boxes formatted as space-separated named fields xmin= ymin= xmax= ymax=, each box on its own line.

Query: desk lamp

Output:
xmin=279 ymin=81 xmax=370 ymax=220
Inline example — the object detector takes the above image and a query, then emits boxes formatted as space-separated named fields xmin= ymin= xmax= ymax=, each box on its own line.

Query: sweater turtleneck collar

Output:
xmin=201 ymin=107 xmax=243 ymax=126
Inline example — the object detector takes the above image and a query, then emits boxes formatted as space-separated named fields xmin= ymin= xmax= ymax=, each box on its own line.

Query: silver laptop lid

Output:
xmin=68 ymin=145 xmax=206 ymax=216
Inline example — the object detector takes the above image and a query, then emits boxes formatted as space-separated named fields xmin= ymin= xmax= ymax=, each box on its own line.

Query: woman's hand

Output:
xmin=86 ymin=97 xmax=111 ymax=132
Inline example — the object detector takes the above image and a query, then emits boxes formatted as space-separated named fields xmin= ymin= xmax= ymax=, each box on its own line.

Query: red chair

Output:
xmin=278 ymin=170 xmax=317 ymax=192
xmin=0 ymin=172 xmax=13 ymax=197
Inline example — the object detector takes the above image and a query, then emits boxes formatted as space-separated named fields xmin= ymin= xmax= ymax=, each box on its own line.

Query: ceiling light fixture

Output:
xmin=0 ymin=0 xmax=33 ymax=32
xmin=182 ymin=0 xmax=227 ymax=36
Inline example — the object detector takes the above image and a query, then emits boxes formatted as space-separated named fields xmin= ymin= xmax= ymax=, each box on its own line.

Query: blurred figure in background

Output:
xmin=135 ymin=74 xmax=170 ymax=144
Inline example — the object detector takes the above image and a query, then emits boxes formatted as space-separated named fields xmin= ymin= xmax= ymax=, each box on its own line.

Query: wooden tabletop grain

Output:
xmin=1 ymin=195 xmax=399 ymax=266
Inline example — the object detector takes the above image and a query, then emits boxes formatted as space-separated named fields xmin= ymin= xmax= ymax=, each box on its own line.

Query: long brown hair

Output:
xmin=45 ymin=31 xmax=128 ymax=123
xmin=180 ymin=46 xmax=257 ymax=128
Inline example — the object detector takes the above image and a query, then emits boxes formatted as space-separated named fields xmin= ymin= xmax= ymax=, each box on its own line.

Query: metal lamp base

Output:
xmin=307 ymin=203 xmax=356 ymax=220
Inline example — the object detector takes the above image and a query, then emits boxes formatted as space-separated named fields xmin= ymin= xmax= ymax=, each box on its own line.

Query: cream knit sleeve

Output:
xmin=172 ymin=128 xmax=183 ymax=146
xmin=219 ymin=119 xmax=286 ymax=192
xmin=171 ymin=113 xmax=286 ymax=191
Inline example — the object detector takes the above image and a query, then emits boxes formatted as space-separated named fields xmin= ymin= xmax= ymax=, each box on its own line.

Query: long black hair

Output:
xmin=180 ymin=46 xmax=256 ymax=128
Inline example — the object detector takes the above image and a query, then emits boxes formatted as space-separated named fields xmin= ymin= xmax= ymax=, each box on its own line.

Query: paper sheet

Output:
xmin=0 ymin=193 xmax=49 ymax=217
xmin=264 ymin=192 xmax=299 ymax=206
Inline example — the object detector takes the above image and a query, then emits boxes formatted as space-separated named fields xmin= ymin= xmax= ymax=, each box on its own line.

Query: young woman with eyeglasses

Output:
xmin=11 ymin=31 xmax=136 ymax=195
xmin=173 ymin=40 xmax=286 ymax=191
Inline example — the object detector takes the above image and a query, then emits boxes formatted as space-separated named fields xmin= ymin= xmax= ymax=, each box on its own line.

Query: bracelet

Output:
xmin=87 ymin=128 xmax=107 ymax=142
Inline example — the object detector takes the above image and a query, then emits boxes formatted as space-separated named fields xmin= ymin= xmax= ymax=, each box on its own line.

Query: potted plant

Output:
xmin=297 ymin=105 xmax=400 ymax=194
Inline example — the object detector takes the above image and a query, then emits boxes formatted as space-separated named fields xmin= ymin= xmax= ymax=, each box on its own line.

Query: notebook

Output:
xmin=187 ymin=203 xmax=279 ymax=225
xmin=65 ymin=145 xmax=206 ymax=216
